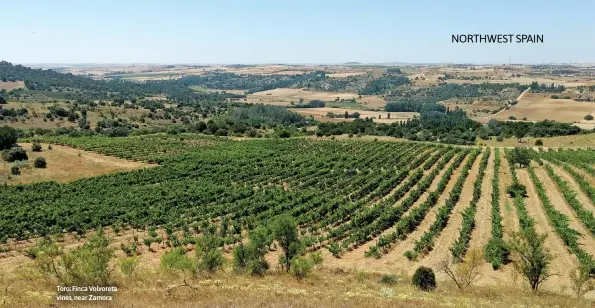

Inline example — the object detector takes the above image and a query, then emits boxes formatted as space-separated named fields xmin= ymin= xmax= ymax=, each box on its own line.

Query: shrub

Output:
xmin=570 ymin=265 xmax=595 ymax=298
xmin=440 ymin=249 xmax=483 ymax=290
xmin=484 ymin=238 xmax=510 ymax=269
xmin=496 ymin=136 xmax=504 ymax=142
xmin=412 ymin=266 xmax=436 ymax=291
xmin=507 ymin=183 xmax=527 ymax=198
xmin=32 ymin=142 xmax=42 ymax=152
xmin=585 ymin=114 xmax=594 ymax=121
xmin=34 ymin=157 xmax=47 ymax=168
xmin=2 ymin=147 xmax=28 ymax=162
xmin=309 ymin=251 xmax=323 ymax=266
xmin=195 ymin=235 xmax=224 ymax=273
xmin=279 ymin=130 xmax=291 ymax=138
xmin=161 ymin=247 xmax=194 ymax=272
xmin=535 ymin=139 xmax=543 ymax=146
xmin=11 ymin=165 xmax=20 ymax=175
xmin=119 ymin=257 xmax=138 ymax=278
xmin=272 ymin=215 xmax=302 ymax=272
xmin=48 ymin=145 xmax=52 ymax=150
xmin=379 ymin=274 xmax=399 ymax=285
xmin=31 ymin=230 xmax=115 ymax=286
xmin=290 ymin=256 xmax=312 ymax=280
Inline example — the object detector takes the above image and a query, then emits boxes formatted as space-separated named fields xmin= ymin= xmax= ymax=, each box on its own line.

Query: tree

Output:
xmin=34 ymin=157 xmax=47 ymax=168
xmin=535 ymin=139 xmax=543 ymax=146
xmin=2 ymin=147 xmax=28 ymax=162
xmin=508 ymin=231 xmax=553 ymax=293
xmin=440 ymin=249 xmax=483 ymax=290
xmin=344 ymin=111 xmax=349 ymax=119
xmin=509 ymin=148 xmax=531 ymax=168
xmin=585 ymin=114 xmax=594 ymax=121
xmin=0 ymin=95 xmax=6 ymax=104
xmin=0 ymin=126 xmax=18 ymax=150
xmin=271 ymin=215 xmax=302 ymax=272
xmin=513 ymin=125 xmax=526 ymax=142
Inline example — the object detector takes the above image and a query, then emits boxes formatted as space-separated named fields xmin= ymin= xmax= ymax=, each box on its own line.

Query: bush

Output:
xmin=379 ymin=274 xmax=399 ymax=285
xmin=585 ymin=114 xmax=594 ymax=121
xmin=2 ymin=147 xmax=28 ymax=162
xmin=279 ymin=130 xmax=291 ymax=138
xmin=412 ymin=266 xmax=436 ymax=291
xmin=161 ymin=247 xmax=194 ymax=272
xmin=309 ymin=251 xmax=323 ymax=266
xmin=484 ymin=238 xmax=510 ymax=269
xmin=11 ymin=165 xmax=20 ymax=175
xmin=535 ymin=139 xmax=543 ymax=146
xmin=195 ymin=235 xmax=224 ymax=273
xmin=507 ymin=183 xmax=528 ymax=198
xmin=31 ymin=230 xmax=115 ymax=286
xmin=496 ymin=136 xmax=504 ymax=142
xmin=31 ymin=142 xmax=42 ymax=152
xmin=290 ymin=256 xmax=312 ymax=280
xmin=119 ymin=257 xmax=138 ymax=278
xmin=34 ymin=157 xmax=47 ymax=168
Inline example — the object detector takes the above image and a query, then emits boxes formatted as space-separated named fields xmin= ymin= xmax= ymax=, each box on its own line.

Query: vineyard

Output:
xmin=1 ymin=135 xmax=595 ymax=295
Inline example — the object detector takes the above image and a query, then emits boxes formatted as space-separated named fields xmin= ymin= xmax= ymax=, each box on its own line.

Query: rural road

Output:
xmin=487 ymin=87 xmax=530 ymax=119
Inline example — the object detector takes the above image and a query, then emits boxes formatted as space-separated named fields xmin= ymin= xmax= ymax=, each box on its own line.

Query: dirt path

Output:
xmin=533 ymin=165 xmax=595 ymax=256
xmin=419 ymin=151 xmax=482 ymax=268
xmin=468 ymin=150 xmax=495 ymax=250
xmin=329 ymin=153 xmax=458 ymax=267
xmin=517 ymin=169 xmax=578 ymax=289
xmin=487 ymin=87 xmax=530 ymax=119
xmin=545 ymin=161 xmax=595 ymax=215
xmin=499 ymin=151 xmax=519 ymax=239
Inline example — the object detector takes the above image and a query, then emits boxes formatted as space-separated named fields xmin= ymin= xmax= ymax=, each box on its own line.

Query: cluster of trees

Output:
xmin=529 ymin=81 xmax=565 ymax=93
xmin=326 ymin=111 xmax=360 ymax=119
xmin=291 ymin=99 xmax=325 ymax=108
xmin=386 ymin=83 xmax=522 ymax=104
xmin=483 ymin=119 xmax=583 ymax=141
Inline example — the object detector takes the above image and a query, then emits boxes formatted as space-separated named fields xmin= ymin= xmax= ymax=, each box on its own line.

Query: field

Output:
xmin=290 ymin=107 xmax=416 ymax=123
xmin=245 ymin=88 xmax=386 ymax=109
xmin=0 ymin=143 xmax=152 ymax=184
xmin=2 ymin=135 xmax=595 ymax=305
xmin=0 ymin=81 xmax=25 ymax=91
xmin=492 ymin=93 xmax=595 ymax=125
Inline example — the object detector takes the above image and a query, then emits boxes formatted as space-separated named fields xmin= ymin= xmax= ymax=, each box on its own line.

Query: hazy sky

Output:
xmin=3 ymin=0 xmax=594 ymax=64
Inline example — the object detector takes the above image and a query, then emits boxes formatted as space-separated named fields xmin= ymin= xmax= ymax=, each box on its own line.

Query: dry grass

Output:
xmin=0 ymin=143 xmax=153 ymax=184
xmin=483 ymin=134 xmax=595 ymax=148
xmin=0 ymin=81 xmax=25 ymax=91
xmin=1 ymin=260 xmax=593 ymax=308
xmin=492 ymin=93 xmax=595 ymax=123
xmin=290 ymin=107 xmax=416 ymax=123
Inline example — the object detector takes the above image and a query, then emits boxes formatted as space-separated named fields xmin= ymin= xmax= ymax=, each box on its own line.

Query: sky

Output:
xmin=3 ymin=0 xmax=594 ymax=64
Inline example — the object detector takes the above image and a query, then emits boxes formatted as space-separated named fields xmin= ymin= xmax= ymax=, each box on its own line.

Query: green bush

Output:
xmin=161 ymin=247 xmax=194 ymax=272
xmin=584 ymin=114 xmax=594 ymax=121
xmin=379 ymin=274 xmax=399 ymax=285
xmin=496 ymin=136 xmax=504 ymax=142
xmin=2 ymin=147 xmax=28 ymax=162
xmin=119 ymin=257 xmax=138 ymax=278
xmin=34 ymin=157 xmax=47 ymax=168
xmin=31 ymin=231 xmax=115 ymax=286
xmin=290 ymin=256 xmax=312 ymax=280
xmin=309 ymin=251 xmax=323 ymax=266
xmin=195 ymin=235 xmax=224 ymax=273
xmin=32 ymin=143 xmax=42 ymax=152
xmin=484 ymin=238 xmax=510 ymax=269
xmin=11 ymin=165 xmax=20 ymax=175
xmin=535 ymin=139 xmax=543 ymax=146
xmin=507 ymin=183 xmax=527 ymax=198
xmin=412 ymin=266 xmax=436 ymax=291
